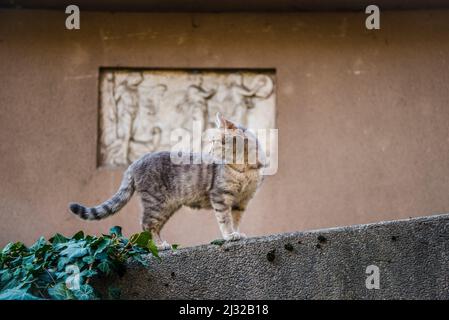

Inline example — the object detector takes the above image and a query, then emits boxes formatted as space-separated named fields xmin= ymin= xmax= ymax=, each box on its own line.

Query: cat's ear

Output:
xmin=215 ymin=112 xmax=237 ymax=130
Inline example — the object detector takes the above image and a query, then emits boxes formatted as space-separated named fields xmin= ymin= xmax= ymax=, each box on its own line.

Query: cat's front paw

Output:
xmin=224 ymin=232 xmax=245 ymax=241
xmin=156 ymin=241 xmax=172 ymax=251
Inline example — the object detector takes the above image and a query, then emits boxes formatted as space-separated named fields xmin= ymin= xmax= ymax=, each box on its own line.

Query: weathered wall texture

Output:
xmin=1 ymin=10 xmax=449 ymax=246
xmin=101 ymin=214 xmax=449 ymax=300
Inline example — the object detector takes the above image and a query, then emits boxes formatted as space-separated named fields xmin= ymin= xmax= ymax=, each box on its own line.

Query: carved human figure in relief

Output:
xmin=176 ymin=76 xmax=216 ymax=132
xmin=114 ymin=72 xmax=144 ymax=164
xmin=229 ymin=74 xmax=272 ymax=127
xmin=128 ymin=84 xmax=167 ymax=162
xmin=211 ymin=74 xmax=273 ymax=127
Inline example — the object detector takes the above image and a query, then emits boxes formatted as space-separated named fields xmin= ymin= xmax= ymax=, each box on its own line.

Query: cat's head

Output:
xmin=209 ymin=113 xmax=266 ymax=171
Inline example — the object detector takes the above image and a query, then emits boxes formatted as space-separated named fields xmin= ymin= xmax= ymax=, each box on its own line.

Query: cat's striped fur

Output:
xmin=69 ymin=114 xmax=265 ymax=250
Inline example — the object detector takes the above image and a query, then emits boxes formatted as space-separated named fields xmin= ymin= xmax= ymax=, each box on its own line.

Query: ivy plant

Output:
xmin=0 ymin=226 xmax=165 ymax=300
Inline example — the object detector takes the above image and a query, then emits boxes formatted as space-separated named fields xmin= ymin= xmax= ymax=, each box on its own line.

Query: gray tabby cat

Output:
xmin=69 ymin=113 xmax=265 ymax=250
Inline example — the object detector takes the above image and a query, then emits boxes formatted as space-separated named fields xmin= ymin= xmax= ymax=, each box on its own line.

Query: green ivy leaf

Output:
xmin=30 ymin=237 xmax=47 ymax=251
xmin=80 ymin=269 xmax=98 ymax=278
xmin=2 ymin=242 xmax=25 ymax=255
xmin=129 ymin=231 xmax=151 ymax=248
xmin=0 ymin=270 xmax=12 ymax=283
xmin=0 ymin=288 xmax=42 ymax=300
xmin=56 ymin=257 xmax=70 ymax=271
xmin=97 ymin=261 xmax=110 ymax=275
xmin=82 ymin=256 xmax=95 ymax=264
xmin=109 ymin=226 xmax=122 ymax=237
xmin=73 ymin=284 xmax=96 ymax=300
xmin=59 ymin=243 xmax=89 ymax=260
xmin=1 ymin=243 xmax=13 ymax=255
xmin=147 ymin=240 xmax=160 ymax=261
xmin=13 ymin=269 xmax=22 ymax=277
xmin=47 ymin=283 xmax=75 ymax=300
xmin=93 ymin=238 xmax=110 ymax=256
xmin=72 ymin=231 xmax=85 ymax=240
xmin=131 ymin=254 xmax=150 ymax=268
xmin=49 ymin=234 xmax=68 ymax=245
xmin=94 ymin=252 xmax=108 ymax=262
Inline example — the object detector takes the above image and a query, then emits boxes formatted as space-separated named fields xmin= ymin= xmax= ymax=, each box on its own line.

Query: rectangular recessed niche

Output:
xmin=98 ymin=68 xmax=276 ymax=167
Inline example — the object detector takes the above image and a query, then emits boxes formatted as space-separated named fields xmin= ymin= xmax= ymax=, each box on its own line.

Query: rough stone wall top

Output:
xmin=101 ymin=213 xmax=449 ymax=299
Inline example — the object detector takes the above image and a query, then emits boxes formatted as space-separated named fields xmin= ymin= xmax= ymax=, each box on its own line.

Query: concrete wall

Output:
xmin=100 ymin=213 xmax=449 ymax=299
xmin=1 ymin=9 xmax=449 ymax=247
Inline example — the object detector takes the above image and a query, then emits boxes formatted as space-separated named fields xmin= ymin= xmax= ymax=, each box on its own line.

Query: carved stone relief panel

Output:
xmin=98 ymin=69 xmax=276 ymax=167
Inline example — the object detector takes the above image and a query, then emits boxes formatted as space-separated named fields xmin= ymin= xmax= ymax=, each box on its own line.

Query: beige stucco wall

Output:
xmin=1 ymin=9 xmax=449 ymax=247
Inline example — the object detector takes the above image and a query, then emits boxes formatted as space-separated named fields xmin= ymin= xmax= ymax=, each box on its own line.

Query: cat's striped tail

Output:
xmin=69 ymin=168 xmax=135 ymax=220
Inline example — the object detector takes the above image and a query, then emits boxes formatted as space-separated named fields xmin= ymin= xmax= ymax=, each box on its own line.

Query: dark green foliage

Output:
xmin=0 ymin=226 xmax=159 ymax=300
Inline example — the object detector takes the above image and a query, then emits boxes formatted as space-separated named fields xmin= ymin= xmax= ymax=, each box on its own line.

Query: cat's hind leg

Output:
xmin=140 ymin=194 xmax=176 ymax=251
xmin=141 ymin=214 xmax=172 ymax=251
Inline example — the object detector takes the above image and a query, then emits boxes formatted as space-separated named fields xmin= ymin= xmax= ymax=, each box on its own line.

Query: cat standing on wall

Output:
xmin=69 ymin=113 xmax=265 ymax=250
